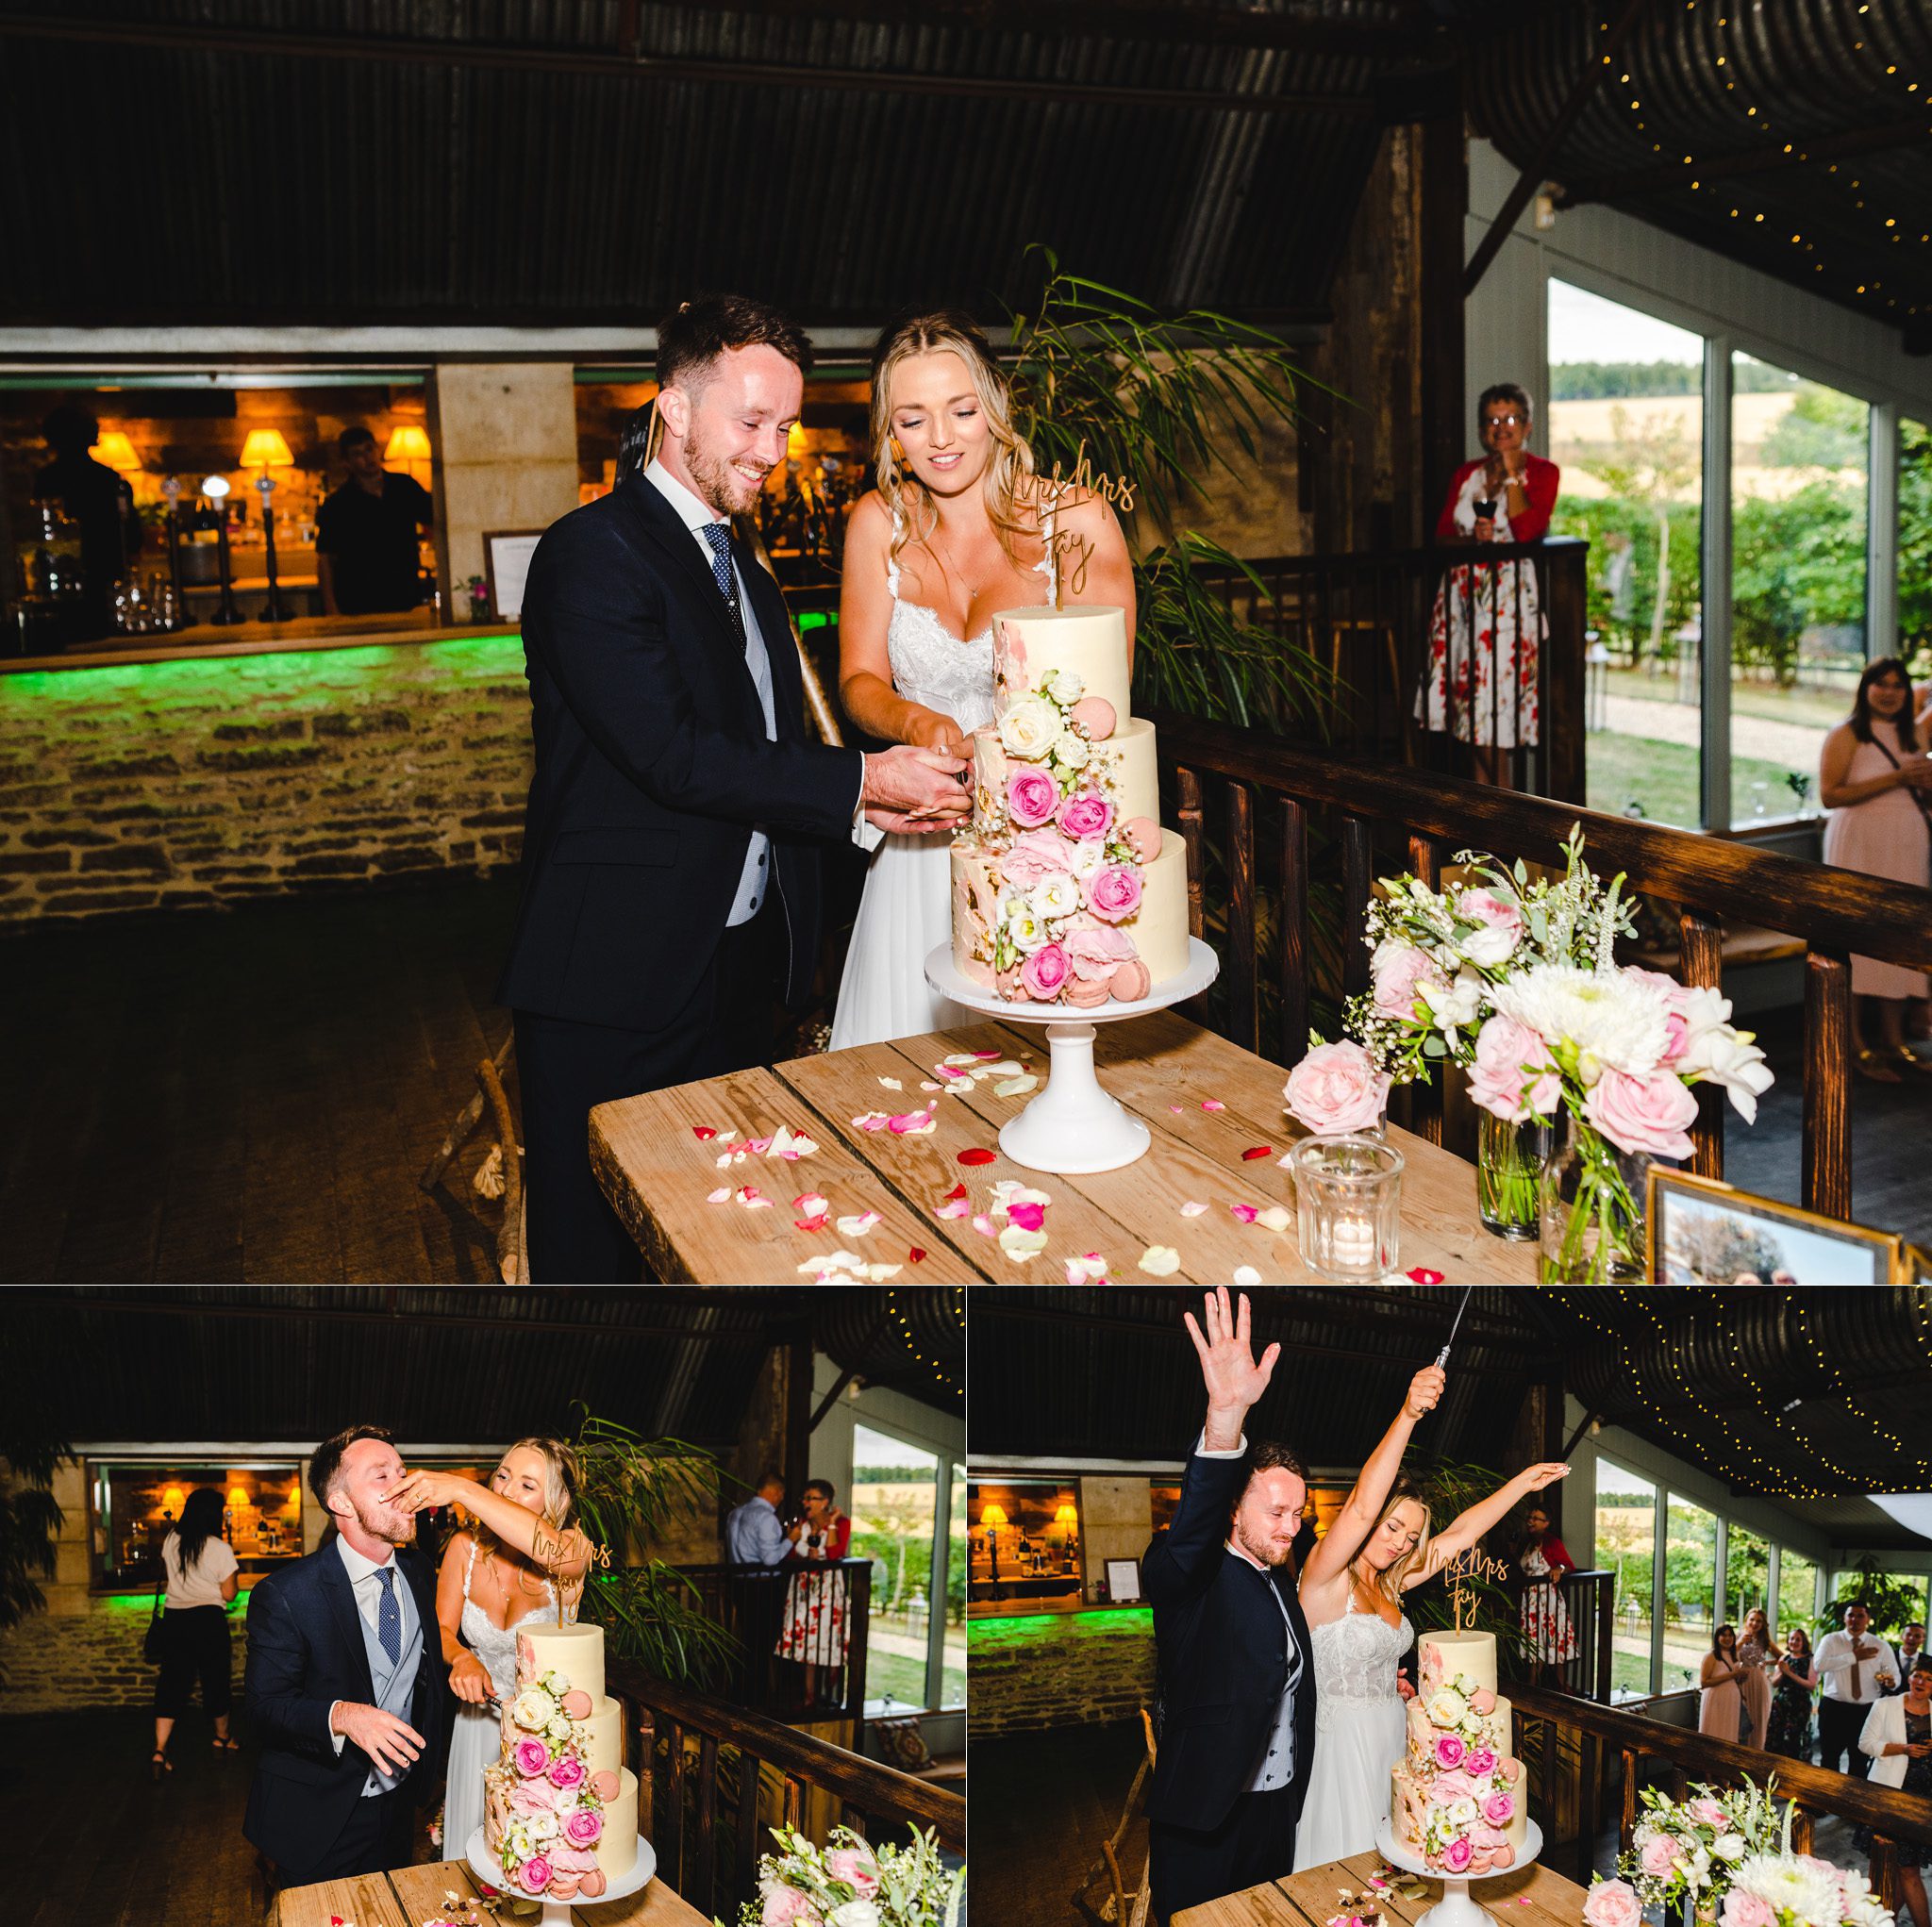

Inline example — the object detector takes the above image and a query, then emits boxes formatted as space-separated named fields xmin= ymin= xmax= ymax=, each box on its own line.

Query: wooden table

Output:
xmin=271 ymin=1857 xmax=707 ymax=1927
xmin=591 ymin=1008 xmax=1538 ymax=1284
xmin=1176 ymin=1847 xmax=1585 ymax=1927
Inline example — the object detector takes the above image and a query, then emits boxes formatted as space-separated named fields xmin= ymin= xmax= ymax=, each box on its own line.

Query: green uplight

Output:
xmin=967 ymin=1606 xmax=1153 ymax=1646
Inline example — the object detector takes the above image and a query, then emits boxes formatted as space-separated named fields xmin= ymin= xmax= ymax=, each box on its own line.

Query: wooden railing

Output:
xmin=1157 ymin=719 xmax=1932 ymax=1218
xmin=608 ymin=1659 xmax=964 ymax=1921
xmin=673 ymin=1559 xmax=873 ymax=1724
xmin=1507 ymin=1681 xmax=1932 ymax=1908
xmin=1514 ymin=1570 xmax=1615 ymax=1703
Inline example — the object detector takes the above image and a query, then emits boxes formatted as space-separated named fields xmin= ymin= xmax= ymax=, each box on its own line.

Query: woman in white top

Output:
xmin=390 ymin=1439 xmax=592 ymax=1858
xmin=151 ymin=1486 xmax=241 ymax=1779
xmin=1291 ymin=1363 xmax=1572 ymax=1870
xmin=1858 ymin=1656 xmax=1932 ymax=1927
xmin=829 ymin=310 xmax=1134 ymax=1048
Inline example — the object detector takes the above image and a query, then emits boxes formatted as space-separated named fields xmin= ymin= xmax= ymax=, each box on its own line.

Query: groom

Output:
xmin=498 ymin=292 xmax=970 ymax=1282
xmin=1144 ymin=1288 xmax=1316 ymax=1926
xmin=242 ymin=1427 xmax=449 ymax=1885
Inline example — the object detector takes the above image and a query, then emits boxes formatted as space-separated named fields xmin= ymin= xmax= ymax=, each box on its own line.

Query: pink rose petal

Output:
xmin=1008 ymin=1202 xmax=1046 ymax=1233
xmin=936 ymin=1199 xmax=971 ymax=1219
xmin=972 ymin=1214 xmax=996 ymax=1237
xmin=1241 ymin=1145 xmax=1274 ymax=1161
xmin=1408 ymin=1267 xmax=1445 ymax=1284
xmin=973 ymin=1050 xmax=1002 ymax=1060
xmin=1231 ymin=1203 xmax=1259 ymax=1223
xmin=794 ymin=1215 xmax=828 ymax=1233
xmin=1179 ymin=1201 xmax=1208 ymax=1217
xmin=1202 ymin=1098 xmax=1225 ymax=1111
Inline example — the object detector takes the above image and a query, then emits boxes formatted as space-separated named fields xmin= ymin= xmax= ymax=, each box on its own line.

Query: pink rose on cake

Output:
xmin=1442 ymin=1839 xmax=1474 ymax=1874
xmin=1432 ymin=1769 xmax=1474 ymax=1802
xmin=1065 ymin=923 xmax=1137 ymax=982
xmin=1084 ymin=866 xmax=1142 ymax=922
xmin=547 ymin=1754 xmax=586 ymax=1791
xmin=550 ymin=1844 xmax=601 ymax=1876
xmin=514 ymin=1739 xmax=550 ymax=1778
xmin=563 ymin=1806 xmax=604 ymax=1847
xmin=1433 ymin=1733 xmax=1467 ymax=1769
xmin=1003 ymin=829 xmax=1076 ymax=889
xmin=520 ymin=1856 xmax=554 ymax=1894
xmin=1466 ymin=1746 xmax=1497 ymax=1776
xmin=509 ymin=1779 xmax=560 ymax=1818
xmin=1007 ymin=769 xmax=1059 ymax=829
xmin=1481 ymin=1793 xmax=1515 ymax=1826
xmin=1057 ymin=792 xmax=1113 ymax=840
xmin=1021 ymin=943 xmax=1071 ymax=1002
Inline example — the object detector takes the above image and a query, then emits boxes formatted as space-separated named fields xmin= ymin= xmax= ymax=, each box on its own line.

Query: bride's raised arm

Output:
xmin=391 ymin=1470 xmax=591 ymax=1581
xmin=837 ymin=492 xmax=965 ymax=756
xmin=1299 ymin=1363 xmax=1444 ymax=1600
xmin=1399 ymin=1461 xmax=1570 ymax=1593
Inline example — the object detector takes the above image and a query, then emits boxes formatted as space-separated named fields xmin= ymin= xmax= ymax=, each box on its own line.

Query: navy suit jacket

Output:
xmin=242 ymin=1541 xmax=448 ymax=1881
xmin=496 ymin=475 xmax=866 ymax=1030
xmin=1142 ymin=1447 xmax=1318 ymax=1835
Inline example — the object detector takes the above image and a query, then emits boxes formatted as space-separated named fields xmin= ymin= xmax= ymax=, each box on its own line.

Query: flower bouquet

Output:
xmin=725 ymin=1825 xmax=964 ymax=1927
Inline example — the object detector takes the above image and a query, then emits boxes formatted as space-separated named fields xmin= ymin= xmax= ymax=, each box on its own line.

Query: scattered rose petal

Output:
xmin=1179 ymin=1200 xmax=1208 ymax=1218
xmin=793 ymin=1215 xmax=828 ymax=1233
xmin=716 ymin=1151 xmax=734 ymax=1168
xmin=1233 ymin=1265 xmax=1262 ymax=1287
xmin=736 ymin=1186 xmax=772 ymax=1208
xmin=1008 ymin=1202 xmax=1047 ymax=1233
xmin=941 ymin=1182 xmax=968 ymax=1201
xmin=1256 ymin=1205 xmax=1291 ymax=1233
xmin=1138 ymin=1245 xmax=1182 ymax=1277
xmin=941 ymin=1054 xmax=981 ymax=1068
xmin=1231 ymin=1204 xmax=1260 ymax=1224
xmin=1169 ymin=1105 xmax=1184 ymax=1114
xmin=971 ymin=1214 xmax=997 ymax=1237
xmin=935 ymin=1199 xmax=971 ymax=1220
xmin=1241 ymin=1145 xmax=1274 ymax=1161
xmin=999 ymin=1222 xmax=1049 ymax=1260
xmin=958 ymin=1148 xmax=997 ymax=1166
xmin=972 ymin=1050 xmax=1002 ymax=1060
xmin=888 ymin=1108 xmax=937 ymax=1135
xmin=744 ymin=1136 xmax=773 ymax=1155
xmin=1065 ymin=1252 xmax=1109 ymax=1284
xmin=877 ymin=1075 xmax=903 ymax=1090
xmin=908 ymin=1247 xmax=926 ymax=1264
xmin=792 ymin=1192 xmax=828 ymax=1216
xmin=1277 ymin=1152 xmax=1296 ymax=1169
xmin=851 ymin=1110 xmax=891 ymax=1132
xmin=767 ymin=1125 xmax=818 ymax=1160
xmin=1202 ymin=1098 xmax=1226 ymax=1111
xmin=982 ymin=1060 xmax=1024 ymax=1076
xmin=1407 ymin=1267 xmax=1446 ymax=1285
xmin=993 ymin=1073 xmax=1039 ymax=1097
xmin=920 ymin=1081 xmax=943 ymax=1092
xmin=707 ymin=1187 xmax=731 ymax=1204
xmin=836 ymin=1210 xmax=882 ymax=1238
xmin=692 ymin=1126 xmax=717 ymax=1140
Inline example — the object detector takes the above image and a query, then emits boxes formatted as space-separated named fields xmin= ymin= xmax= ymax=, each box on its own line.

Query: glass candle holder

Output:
xmin=1291 ymin=1135 xmax=1404 ymax=1281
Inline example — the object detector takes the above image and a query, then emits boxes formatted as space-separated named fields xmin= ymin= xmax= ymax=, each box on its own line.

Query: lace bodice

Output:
xmin=1309 ymin=1595 xmax=1413 ymax=1705
xmin=458 ymin=1538 xmax=561 ymax=1700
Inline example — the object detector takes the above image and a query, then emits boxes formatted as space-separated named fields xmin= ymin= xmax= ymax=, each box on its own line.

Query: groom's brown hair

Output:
xmin=657 ymin=293 xmax=812 ymax=397
xmin=309 ymin=1423 xmax=395 ymax=1512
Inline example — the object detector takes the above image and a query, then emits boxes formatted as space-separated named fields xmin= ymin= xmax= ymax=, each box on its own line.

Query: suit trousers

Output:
xmin=1818 ymin=1695 xmax=1869 ymax=1777
xmin=308 ymin=1786 xmax=415 ymax=1882
xmin=1150 ymin=1782 xmax=1300 ymax=1927
xmin=515 ymin=899 xmax=783 ymax=1283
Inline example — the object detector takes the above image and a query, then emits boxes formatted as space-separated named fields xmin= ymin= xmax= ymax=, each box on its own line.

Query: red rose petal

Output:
xmin=1407 ymin=1267 xmax=1446 ymax=1285
xmin=794 ymin=1215 xmax=828 ymax=1233
xmin=1241 ymin=1145 xmax=1274 ymax=1161
xmin=908 ymin=1247 xmax=926 ymax=1264
xmin=692 ymin=1126 xmax=717 ymax=1140
xmin=942 ymin=1182 xmax=969 ymax=1201
xmin=958 ymin=1148 xmax=997 ymax=1166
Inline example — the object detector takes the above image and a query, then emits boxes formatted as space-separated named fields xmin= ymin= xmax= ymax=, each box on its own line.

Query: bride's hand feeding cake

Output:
xmin=1389 ymin=1629 xmax=1527 ymax=1874
xmin=481 ymin=1621 xmax=641 ymax=1902
xmin=950 ymin=605 xmax=1190 ymax=1005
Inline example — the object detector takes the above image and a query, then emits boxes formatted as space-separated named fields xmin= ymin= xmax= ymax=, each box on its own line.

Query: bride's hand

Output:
xmin=391 ymin=1470 xmax=471 ymax=1514
xmin=449 ymin=1650 xmax=492 ymax=1704
xmin=1405 ymin=1364 xmax=1446 ymax=1420
xmin=908 ymin=712 xmax=969 ymax=759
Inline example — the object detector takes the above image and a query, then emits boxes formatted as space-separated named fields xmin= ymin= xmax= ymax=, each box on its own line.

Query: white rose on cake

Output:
xmin=528 ymin=1813 xmax=560 ymax=1843
xmin=1030 ymin=874 xmax=1083 ymax=922
xmin=539 ymin=1669 xmax=572 ymax=1698
xmin=545 ymin=1715 xmax=574 ymax=1746
xmin=1067 ymin=837 xmax=1108 ymax=879
xmin=1446 ymin=1798 xmax=1480 ymax=1832
xmin=1002 ymin=899 xmax=1051 ymax=954
xmin=1053 ymin=730 xmax=1091 ymax=772
xmin=1426 ymin=1688 xmax=1468 ymax=1727
xmin=998 ymin=694 xmax=1062 ymax=761
xmin=512 ymin=1688 xmax=557 ymax=1730
xmin=1040 ymin=667 xmax=1084 ymax=705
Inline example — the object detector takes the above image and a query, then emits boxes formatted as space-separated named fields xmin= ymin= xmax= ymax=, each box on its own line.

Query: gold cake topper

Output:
xmin=1014 ymin=440 xmax=1136 ymax=607
xmin=1444 ymin=1548 xmax=1510 ymax=1634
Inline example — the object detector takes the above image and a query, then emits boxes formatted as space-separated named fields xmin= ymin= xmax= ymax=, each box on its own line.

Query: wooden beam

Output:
xmin=1462 ymin=0 xmax=1658 ymax=297
xmin=1556 ymin=120 xmax=1932 ymax=207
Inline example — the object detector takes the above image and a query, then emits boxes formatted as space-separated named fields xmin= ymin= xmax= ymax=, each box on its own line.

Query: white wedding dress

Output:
xmin=829 ymin=530 xmax=1007 ymax=1050
xmin=441 ymin=1539 xmax=565 ymax=1856
xmin=1291 ymin=1592 xmax=1413 ymax=1871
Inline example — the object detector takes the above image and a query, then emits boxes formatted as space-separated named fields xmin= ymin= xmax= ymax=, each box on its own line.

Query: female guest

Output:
xmin=777 ymin=1478 xmax=854 ymax=1702
xmin=1766 ymin=1625 xmax=1820 ymax=1760
xmin=1858 ymin=1655 xmax=1932 ymax=1927
xmin=391 ymin=1440 xmax=591 ymax=1859
xmin=1416 ymin=383 xmax=1561 ymax=786
xmin=1736 ymin=1607 xmax=1780 ymax=1750
xmin=830 ymin=310 xmax=1134 ymax=1048
xmin=1514 ymin=1503 xmax=1578 ymax=1679
xmin=1292 ymin=1357 xmax=1571 ymax=1870
xmin=1821 ymin=657 xmax=1932 ymax=1082
xmin=151 ymin=1486 xmax=241 ymax=1778
xmin=1699 ymin=1623 xmax=1750 ymax=1740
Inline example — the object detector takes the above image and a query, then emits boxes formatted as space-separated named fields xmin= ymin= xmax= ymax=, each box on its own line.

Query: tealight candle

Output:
xmin=1332 ymin=1213 xmax=1376 ymax=1271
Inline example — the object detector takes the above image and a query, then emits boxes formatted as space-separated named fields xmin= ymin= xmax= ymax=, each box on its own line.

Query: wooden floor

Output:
xmin=1 ymin=874 xmax=1924 ymax=1282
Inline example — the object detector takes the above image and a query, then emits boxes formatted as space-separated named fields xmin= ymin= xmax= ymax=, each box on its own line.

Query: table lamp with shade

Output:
xmin=90 ymin=430 xmax=142 ymax=474
xmin=384 ymin=423 xmax=432 ymax=487
xmin=239 ymin=428 xmax=295 ymax=622
xmin=980 ymin=1502 xmax=1008 ymax=1587
xmin=1055 ymin=1501 xmax=1079 ymax=1568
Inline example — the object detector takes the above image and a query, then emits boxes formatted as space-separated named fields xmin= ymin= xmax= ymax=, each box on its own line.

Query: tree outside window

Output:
xmin=1595 ymin=1459 xmax=1657 ymax=1698
xmin=1662 ymin=1494 xmax=1718 ymax=1690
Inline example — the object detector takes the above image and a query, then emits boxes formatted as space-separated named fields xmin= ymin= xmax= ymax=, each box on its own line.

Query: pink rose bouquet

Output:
xmin=1284 ymin=1039 xmax=1391 ymax=1138
xmin=1582 ymin=1880 xmax=1643 ymax=1927
xmin=824 ymin=1846 xmax=880 ymax=1896
xmin=1084 ymin=866 xmax=1142 ymax=923
xmin=1007 ymin=768 xmax=1059 ymax=829
xmin=761 ymin=1883 xmax=823 ymax=1927
xmin=1613 ymin=1779 xmax=1790 ymax=1915
xmin=741 ymin=1822 xmax=961 ymax=1927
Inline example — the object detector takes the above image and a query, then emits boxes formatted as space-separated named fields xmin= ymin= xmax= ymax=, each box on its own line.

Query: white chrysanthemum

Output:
xmin=1002 ymin=899 xmax=1051 ymax=955
xmin=1491 ymin=964 xmax=1670 ymax=1082
xmin=997 ymin=693 xmax=1060 ymax=761
xmin=1030 ymin=873 xmax=1083 ymax=922
xmin=1733 ymin=1854 xmax=1847 ymax=1927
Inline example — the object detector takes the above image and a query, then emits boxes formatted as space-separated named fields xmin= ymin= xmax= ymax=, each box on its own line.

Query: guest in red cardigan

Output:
xmin=1512 ymin=1502 xmax=1579 ymax=1682
xmin=776 ymin=1478 xmax=854 ymax=1703
xmin=1415 ymin=383 xmax=1561 ymax=785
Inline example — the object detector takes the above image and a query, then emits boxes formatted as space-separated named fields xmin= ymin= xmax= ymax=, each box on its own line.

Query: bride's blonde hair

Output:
xmin=1349 ymin=1475 xmax=1434 ymax=1605
xmin=473 ymin=1436 xmax=580 ymax=1556
xmin=869 ymin=310 xmax=1036 ymax=573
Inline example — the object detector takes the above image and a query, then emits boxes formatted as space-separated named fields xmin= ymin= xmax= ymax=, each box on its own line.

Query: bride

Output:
xmin=828 ymin=310 xmax=1135 ymax=1049
xmin=391 ymin=1440 xmax=591 ymax=1858
xmin=1292 ymin=1371 xmax=1570 ymax=1871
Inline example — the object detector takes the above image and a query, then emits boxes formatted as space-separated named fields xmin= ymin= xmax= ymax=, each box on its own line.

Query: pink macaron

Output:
xmin=589 ymin=1769 xmax=620 ymax=1802
xmin=579 ymin=1870 xmax=608 ymax=1899
xmin=1122 ymin=815 xmax=1161 ymax=863
xmin=1065 ymin=974 xmax=1112 ymax=1008
xmin=1070 ymin=695 xmax=1116 ymax=741
xmin=1109 ymin=958 xmax=1151 ymax=1002
xmin=560 ymin=1690 xmax=593 ymax=1720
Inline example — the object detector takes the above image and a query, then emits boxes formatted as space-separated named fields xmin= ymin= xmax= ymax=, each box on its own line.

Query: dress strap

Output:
xmin=886 ymin=501 xmax=904 ymax=602
xmin=462 ymin=1535 xmax=479 ymax=1602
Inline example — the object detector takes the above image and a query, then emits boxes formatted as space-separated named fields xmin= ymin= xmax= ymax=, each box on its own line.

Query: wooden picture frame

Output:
xmin=482 ymin=529 xmax=545 ymax=622
xmin=1106 ymin=1557 xmax=1143 ymax=1603
xmin=1646 ymin=1168 xmax=1904 ymax=1284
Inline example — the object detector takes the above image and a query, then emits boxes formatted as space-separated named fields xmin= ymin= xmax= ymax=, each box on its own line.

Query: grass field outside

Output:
xmin=1587 ymin=730 xmax=1798 ymax=826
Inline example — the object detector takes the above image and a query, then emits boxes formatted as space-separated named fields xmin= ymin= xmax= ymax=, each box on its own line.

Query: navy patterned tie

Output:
xmin=699 ymin=523 xmax=747 ymax=646
xmin=375 ymin=1566 xmax=401 ymax=1667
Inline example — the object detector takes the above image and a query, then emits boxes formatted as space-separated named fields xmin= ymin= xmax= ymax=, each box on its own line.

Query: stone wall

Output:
xmin=0 ymin=1587 xmax=255 ymax=1716
xmin=966 ymin=1608 xmax=1157 ymax=1737
xmin=0 ymin=633 xmax=533 ymax=923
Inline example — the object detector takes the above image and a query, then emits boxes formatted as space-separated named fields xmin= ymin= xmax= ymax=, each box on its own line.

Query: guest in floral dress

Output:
xmin=775 ymin=1479 xmax=853 ymax=1704
xmin=1857 ymin=1656 xmax=1932 ymax=1927
xmin=1513 ymin=1503 xmax=1578 ymax=1679
xmin=1416 ymin=382 xmax=1561 ymax=787
xmin=1766 ymin=1626 xmax=1819 ymax=1760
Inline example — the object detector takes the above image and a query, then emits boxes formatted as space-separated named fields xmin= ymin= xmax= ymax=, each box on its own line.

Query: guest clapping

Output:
xmin=1766 ymin=1627 xmax=1819 ymax=1761
xmin=1699 ymin=1624 xmax=1749 ymax=1741
xmin=1736 ymin=1607 xmax=1779 ymax=1750
xmin=151 ymin=1487 xmax=242 ymax=1778
xmin=1857 ymin=1656 xmax=1932 ymax=1927
xmin=1820 ymin=658 xmax=1932 ymax=1082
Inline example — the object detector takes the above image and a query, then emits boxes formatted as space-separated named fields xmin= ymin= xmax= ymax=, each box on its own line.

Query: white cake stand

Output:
xmin=1372 ymin=1817 xmax=1542 ymax=1927
xmin=466 ymin=1826 xmax=656 ymax=1925
xmin=924 ymin=938 xmax=1220 ymax=1173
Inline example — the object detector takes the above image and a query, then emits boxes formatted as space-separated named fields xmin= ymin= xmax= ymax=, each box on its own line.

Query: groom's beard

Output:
xmin=684 ymin=420 xmax=771 ymax=519
xmin=352 ymin=1495 xmax=417 ymax=1547
xmin=1231 ymin=1518 xmax=1293 ymax=1568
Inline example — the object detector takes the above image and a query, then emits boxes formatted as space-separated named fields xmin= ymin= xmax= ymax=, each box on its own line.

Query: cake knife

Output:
xmin=1432 ymin=1284 xmax=1474 ymax=1370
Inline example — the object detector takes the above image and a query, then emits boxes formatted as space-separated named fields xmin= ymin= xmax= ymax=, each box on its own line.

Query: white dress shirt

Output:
xmin=642 ymin=460 xmax=879 ymax=881
xmin=1816 ymin=1627 xmax=1899 ymax=1703
xmin=327 ymin=1535 xmax=413 ymax=1770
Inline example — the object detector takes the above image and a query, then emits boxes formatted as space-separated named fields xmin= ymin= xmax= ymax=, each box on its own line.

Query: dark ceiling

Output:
xmin=968 ymin=1287 xmax=1932 ymax=1550
xmin=1465 ymin=0 xmax=1932 ymax=352
xmin=3 ymin=1286 xmax=963 ymax=1447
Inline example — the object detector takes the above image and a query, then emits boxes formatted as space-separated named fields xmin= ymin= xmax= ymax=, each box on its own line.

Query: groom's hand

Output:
xmin=862 ymin=744 xmax=971 ymax=820
xmin=331 ymin=1701 xmax=425 ymax=1776
xmin=1184 ymin=1285 xmax=1280 ymax=1454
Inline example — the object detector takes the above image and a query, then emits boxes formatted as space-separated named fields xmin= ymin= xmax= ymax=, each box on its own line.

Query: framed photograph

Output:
xmin=1647 ymin=1169 xmax=1904 ymax=1284
xmin=483 ymin=529 xmax=545 ymax=622
xmin=1106 ymin=1557 xmax=1143 ymax=1603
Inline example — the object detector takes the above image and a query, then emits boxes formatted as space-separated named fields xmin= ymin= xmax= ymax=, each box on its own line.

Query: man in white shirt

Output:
xmin=1815 ymin=1602 xmax=1898 ymax=1777
xmin=1887 ymin=1622 xmax=1925 ymax=1695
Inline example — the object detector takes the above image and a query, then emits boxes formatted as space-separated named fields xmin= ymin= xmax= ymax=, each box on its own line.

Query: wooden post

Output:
xmin=1226 ymin=781 xmax=1257 ymax=1053
xmin=1280 ymin=796 xmax=1310 ymax=1070
xmin=665 ymin=1717 xmax=687 ymax=1888
xmin=1578 ymin=1730 xmax=1600 ymax=1885
xmin=1803 ymin=949 xmax=1853 ymax=1217
xmin=1620 ymin=1748 xmax=1640 ymax=1852
xmin=636 ymin=1706 xmax=657 ymax=1837
xmin=735 ymin=1749 xmax=764 ymax=1902
xmin=1542 ymin=540 xmax=1590 ymax=805
xmin=695 ymin=1733 xmax=720 ymax=1917
xmin=1679 ymin=910 xmax=1725 ymax=1178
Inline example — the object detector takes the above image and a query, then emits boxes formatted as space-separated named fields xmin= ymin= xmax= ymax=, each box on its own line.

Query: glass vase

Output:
xmin=1476 ymin=1111 xmax=1551 ymax=1241
xmin=1538 ymin=1112 xmax=1652 ymax=1282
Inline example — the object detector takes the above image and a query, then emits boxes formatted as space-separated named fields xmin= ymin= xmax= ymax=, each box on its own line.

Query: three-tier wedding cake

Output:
xmin=950 ymin=605 xmax=1190 ymax=1005
xmin=481 ymin=1621 xmax=641 ymax=1902
xmin=1389 ymin=1629 xmax=1527 ymax=1874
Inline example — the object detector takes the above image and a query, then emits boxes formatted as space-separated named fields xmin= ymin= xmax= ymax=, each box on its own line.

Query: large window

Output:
xmin=1724 ymin=1525 xmax=1770 ymax=1626
xmin=942 ymin=1467 xmax=965 ymax=1708
xmin=1663 ymin=1494 xmax=1719 ymax=1691
xmin=1777 ymin=1548 xmax=1820 ymax=1637
xmin=1729 ymin=356 xmax=1869 ymax=825
xmin=1595 ymin=1458 xmax=1658 ymax=1698
xmin=851 ymin=1423 xmax=962 ymax=1714
xmin=1905 ymin=417 xmax=1931 ymax=673
xmin=1549 ymin=281 xmax=1707 ymax=826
